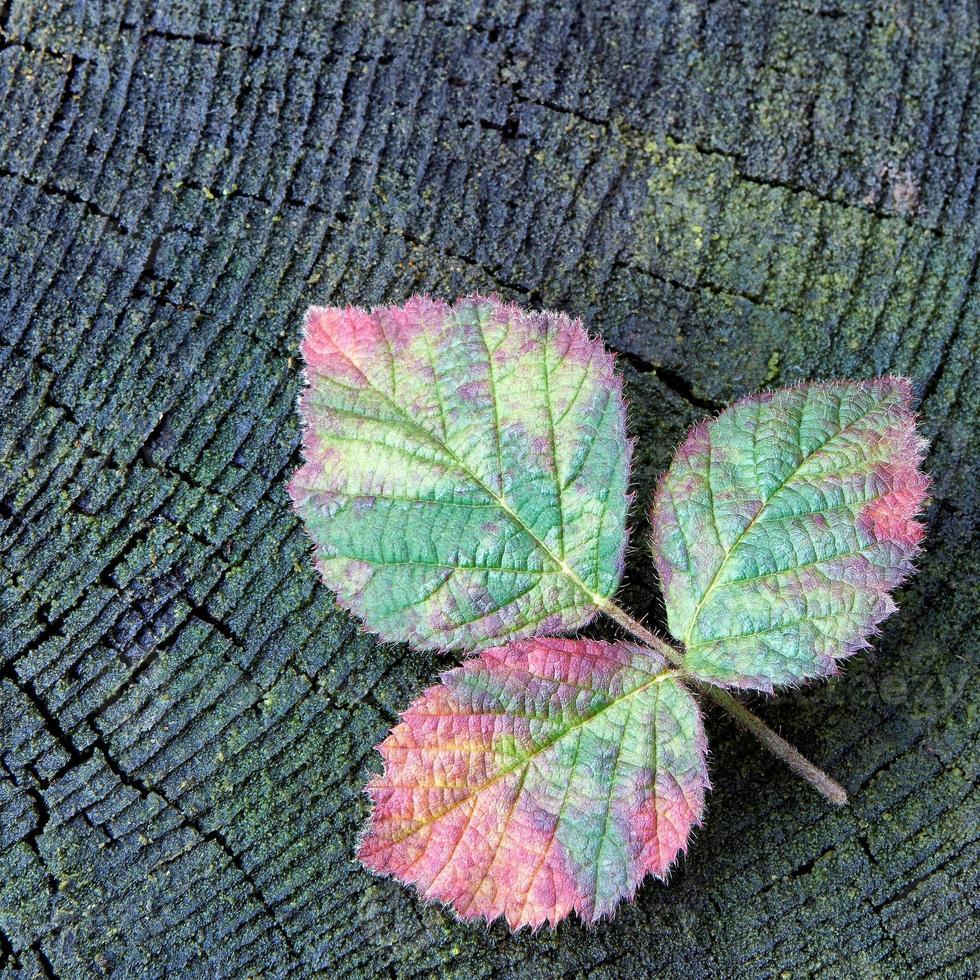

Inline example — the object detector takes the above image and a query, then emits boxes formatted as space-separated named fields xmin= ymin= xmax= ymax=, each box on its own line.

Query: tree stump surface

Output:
xmin=0 ymin=1 xmax=977 ymax=977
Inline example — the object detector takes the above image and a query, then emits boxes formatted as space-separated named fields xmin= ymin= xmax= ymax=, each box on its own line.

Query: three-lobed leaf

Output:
xmin=358 ymin=637 xmax=708 ymax=930
xmin=289 ymin=297 xmax=929 ymax=930
xmin=651 ymin=379 xmax=928 ymax=691
xmin=290 ymin=296 xmax=630 ymax=651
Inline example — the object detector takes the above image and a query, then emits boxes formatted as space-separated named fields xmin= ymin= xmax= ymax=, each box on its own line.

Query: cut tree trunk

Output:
xmin=0 ymin=1 xmax=977 ymax=977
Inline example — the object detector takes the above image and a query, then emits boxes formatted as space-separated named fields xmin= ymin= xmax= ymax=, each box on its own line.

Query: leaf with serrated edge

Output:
xmin=651 ymin=378 xmax=928 ymax=691
xmin=290 ymin=296 xmax=631 ymax=651
xmin=358 ymin=637 xmax=708 ymax=929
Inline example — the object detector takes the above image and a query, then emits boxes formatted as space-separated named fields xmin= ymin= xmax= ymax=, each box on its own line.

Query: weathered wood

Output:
xmin=0 ymin=1 xmax=976 ymax=976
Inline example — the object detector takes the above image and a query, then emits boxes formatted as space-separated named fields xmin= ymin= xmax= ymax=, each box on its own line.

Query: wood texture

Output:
xmin=0 ymin=1 xmax=977 ymax=976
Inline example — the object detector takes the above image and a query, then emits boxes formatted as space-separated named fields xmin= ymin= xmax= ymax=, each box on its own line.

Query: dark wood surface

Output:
xmin=1 ymin=1 xmax=977 ymax=976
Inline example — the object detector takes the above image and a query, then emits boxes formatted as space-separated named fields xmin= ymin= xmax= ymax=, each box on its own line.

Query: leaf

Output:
xmin=290 ymin=296 xmax=631 ymax=651
xmin=358 ymin=637 xmax=708 ymax=929
xmin=651 ymin=378 xmax=928 ymax=691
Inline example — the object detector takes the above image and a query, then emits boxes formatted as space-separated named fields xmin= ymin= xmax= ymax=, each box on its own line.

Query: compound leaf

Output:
xmin=359 ymin=637 xmax=708 ymax=929
xmin=290 ymin=296 xmax=630 ymax=651
xmin=651 ymin=378 xmax=928 ymax=691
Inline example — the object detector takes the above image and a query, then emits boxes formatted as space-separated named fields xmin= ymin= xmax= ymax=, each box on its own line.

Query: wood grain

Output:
xmin=1 ymin=1 xmax=976 ymax=976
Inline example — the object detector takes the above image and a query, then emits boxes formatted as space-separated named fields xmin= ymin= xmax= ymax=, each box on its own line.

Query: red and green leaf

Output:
xmin=290 ymin=296 xmax=630 ymax=652
xmin=651 ymin=378 xmax=928 ymax=691
xmin=359 ymin=637 xmax=709 ymax=929
xmin=287 ymin=296 xmax=930 ymax=929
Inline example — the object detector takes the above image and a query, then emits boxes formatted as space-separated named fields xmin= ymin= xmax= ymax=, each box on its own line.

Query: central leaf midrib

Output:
xmin=383 ymin=667 xmax=679 ymax=847
xmin=320 ymin=329 xmax=606 ymax=607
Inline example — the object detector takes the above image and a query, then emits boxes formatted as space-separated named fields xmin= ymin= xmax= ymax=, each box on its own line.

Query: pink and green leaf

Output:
xmin=290 ymin=296 xmax=630 ymax=652
xmin=358 ymin=637 xmax=709 ymax=929
xmin=285 ymin=293 xmax=930 ymax=929
xmin=651 ymin=378 xmax=929 ymax=691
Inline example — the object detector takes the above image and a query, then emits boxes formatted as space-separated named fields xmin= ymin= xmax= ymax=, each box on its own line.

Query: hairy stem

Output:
xmin=602 ymin=603 xmax=681 ymax=663
xmin=602 ymin=602 xmax=849 ymax=807
xmin=703 ymin=688 xmax=848 ymax=806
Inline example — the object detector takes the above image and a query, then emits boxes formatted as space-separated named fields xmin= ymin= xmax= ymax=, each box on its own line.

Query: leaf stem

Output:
xmin=601 ymin=602 xmax=848 ymax=807
xmin=702 ymin=688 xmax=848 ymax=807
xmin=602 ymin=603 xmax=682 ymax=663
